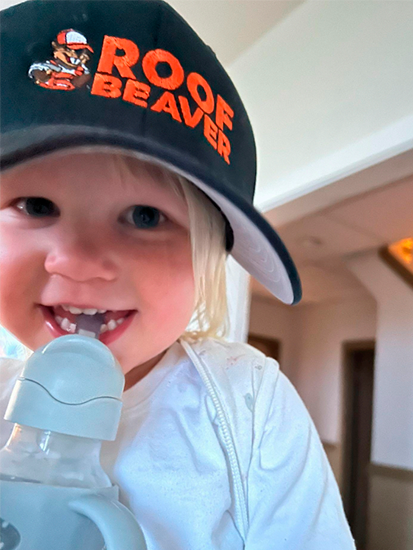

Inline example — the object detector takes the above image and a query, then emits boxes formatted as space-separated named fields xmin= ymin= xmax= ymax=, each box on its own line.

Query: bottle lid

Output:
xmin=5 ymin=335 xmax=124 ymax=440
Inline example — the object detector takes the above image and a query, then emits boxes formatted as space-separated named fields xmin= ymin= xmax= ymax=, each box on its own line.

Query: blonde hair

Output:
xmin=120 ymin=155 xmax=230 ymax=343
xmin=174 ymin=176 xmax=230 ymax=342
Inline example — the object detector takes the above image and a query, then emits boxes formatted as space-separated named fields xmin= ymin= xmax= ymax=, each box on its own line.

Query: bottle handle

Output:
xmin=69 ymin=494 xmax=147 ymax=550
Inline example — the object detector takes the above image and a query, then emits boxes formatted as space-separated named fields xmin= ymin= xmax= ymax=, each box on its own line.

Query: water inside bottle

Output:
xmin=0 ymin=425 xmax=112 ymax=488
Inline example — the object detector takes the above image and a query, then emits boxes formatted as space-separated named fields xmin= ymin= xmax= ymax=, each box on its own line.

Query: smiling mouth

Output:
xmin=42 ymin=305 xmax=136 ymax=335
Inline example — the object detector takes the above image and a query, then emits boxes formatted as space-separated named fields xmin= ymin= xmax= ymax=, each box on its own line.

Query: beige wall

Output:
xmin=367 ymin=466 xmax=413 ymax=550
xmin=249 ymin=295 xmax=376 ymax=445
xmin=249 ymin=295 xmax=295 ymax=377
xmin=347 ymin=252 xmax=413 ymax=470
xmin=288 ymin=299 xmax=377 ymax=445
xmin=249 ymin=295 xmax=376 ymax=490
xmin=322 ymin=442 xmax=343 ymax=490
xmin=250 ymin=296 xmax=376 ymax=496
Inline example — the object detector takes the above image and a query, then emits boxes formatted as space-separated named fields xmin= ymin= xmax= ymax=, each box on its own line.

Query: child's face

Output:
xmin=0 ymin=151 xmax=195 ymax=380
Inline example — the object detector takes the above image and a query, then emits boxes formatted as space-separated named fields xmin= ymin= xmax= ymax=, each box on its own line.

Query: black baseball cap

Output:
xmin=0 ymin=0 xmax=302 ymax=304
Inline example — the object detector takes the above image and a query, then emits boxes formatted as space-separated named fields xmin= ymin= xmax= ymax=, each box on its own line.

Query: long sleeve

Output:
xmin=245 ymin=357 xmax=356 ymax=549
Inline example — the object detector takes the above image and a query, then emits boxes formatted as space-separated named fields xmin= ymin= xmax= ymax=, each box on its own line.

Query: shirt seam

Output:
xmin=179 ymin=339 xmax=249 ymax=541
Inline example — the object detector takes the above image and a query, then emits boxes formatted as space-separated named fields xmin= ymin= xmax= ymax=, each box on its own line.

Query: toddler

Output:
xmin=0 ymin=1 xmax=356 ymax=548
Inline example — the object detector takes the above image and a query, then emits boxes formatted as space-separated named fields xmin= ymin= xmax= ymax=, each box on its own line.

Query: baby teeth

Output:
xmin=61 ymin=318 xmax=75 ymax=333
xmin=61 ymin=305 xmax=107 ymax=315
xmin=101 ymin=319 xmax=125 ymax=333
xmin=107 ymin=319 xmax=117 ymax=331
xmin=55 ymin=315 xmax=126 ymax=334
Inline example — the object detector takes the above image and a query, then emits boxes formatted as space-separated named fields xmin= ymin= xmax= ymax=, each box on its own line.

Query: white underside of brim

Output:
xmin=186 ymin=178 xmax=295 ymax=305
xmin=33 ymin=145 xmax=295 ymax=304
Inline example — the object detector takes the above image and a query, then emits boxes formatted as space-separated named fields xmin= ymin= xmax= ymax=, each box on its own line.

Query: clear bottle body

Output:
xmin=0 ymin=423 xmax=112 ymax=488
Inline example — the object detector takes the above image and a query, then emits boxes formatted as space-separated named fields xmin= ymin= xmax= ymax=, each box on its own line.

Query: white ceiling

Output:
xmin=230 ymin=1 xmax=413 ymax=209
xmin=169 ymin=0 xmax=304 ymax=65
xmin=251 ymin=173 xmax=413 ymax=305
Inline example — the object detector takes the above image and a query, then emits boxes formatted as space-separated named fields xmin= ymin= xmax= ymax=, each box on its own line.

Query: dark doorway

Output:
xmin=248 ymin=333 xmax=280 ymax=363
xmin=343 ymin=342 xmax=375 ymax=550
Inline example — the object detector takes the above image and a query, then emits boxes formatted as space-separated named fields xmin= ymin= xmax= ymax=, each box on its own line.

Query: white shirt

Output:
xmin=0 ymin=338 xmax=355 ymax=549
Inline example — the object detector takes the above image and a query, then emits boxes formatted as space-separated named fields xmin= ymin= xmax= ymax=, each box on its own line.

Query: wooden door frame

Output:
xmin=247 ymin=333 xmax=281 ymax=364
xmin=341 ymin=340 xmax=375 ymax=517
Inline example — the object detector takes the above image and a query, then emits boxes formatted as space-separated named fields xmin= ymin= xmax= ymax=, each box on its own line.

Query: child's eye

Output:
xmin=124 ymin=205 xmax=167 ymax=229
xmin=11 ymin=198 xmax=167 ymax=229
xmin=13 ymin=197 xmax=59 ymax=217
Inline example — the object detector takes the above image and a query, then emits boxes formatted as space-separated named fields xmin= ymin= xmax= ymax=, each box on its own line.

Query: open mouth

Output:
xmin=40 ymin=305 xmax=137 ymax=343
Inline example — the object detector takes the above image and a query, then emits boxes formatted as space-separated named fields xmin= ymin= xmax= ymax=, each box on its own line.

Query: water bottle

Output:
xmin=0 ymin=327 xmax=147 ymax=550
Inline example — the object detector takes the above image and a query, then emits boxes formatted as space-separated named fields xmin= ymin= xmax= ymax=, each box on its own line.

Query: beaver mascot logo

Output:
xmin=26 ymin=30 xmax=234 ymax=164
xmin=28 ymin=29 xmax=94 ymax=91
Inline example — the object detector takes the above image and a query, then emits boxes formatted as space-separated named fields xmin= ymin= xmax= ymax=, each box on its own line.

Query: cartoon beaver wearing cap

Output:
xmin=28 ymin=29 xmax=94 ymax=91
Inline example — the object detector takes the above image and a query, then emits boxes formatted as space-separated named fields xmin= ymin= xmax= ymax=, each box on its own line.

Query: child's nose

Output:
xmin=44 ymin=230 xmax=118 ymax=282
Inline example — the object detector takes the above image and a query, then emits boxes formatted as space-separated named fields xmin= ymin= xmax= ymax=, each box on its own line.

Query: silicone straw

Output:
xmin=75 ymin=313 xmax=105 ymax=339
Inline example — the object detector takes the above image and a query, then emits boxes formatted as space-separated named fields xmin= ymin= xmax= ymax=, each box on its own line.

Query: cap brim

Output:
xmin=0 ymin=129 xmax=302 ymax=305
xmin=69 ymin=44 xmax=94 ymax=52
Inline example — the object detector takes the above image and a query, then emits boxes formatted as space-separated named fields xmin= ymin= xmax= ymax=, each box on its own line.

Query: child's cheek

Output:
xmin=135 ymin=238 xmax=194 ymax=301
xmin=0 ymin=229 xmax=44 ymax=344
